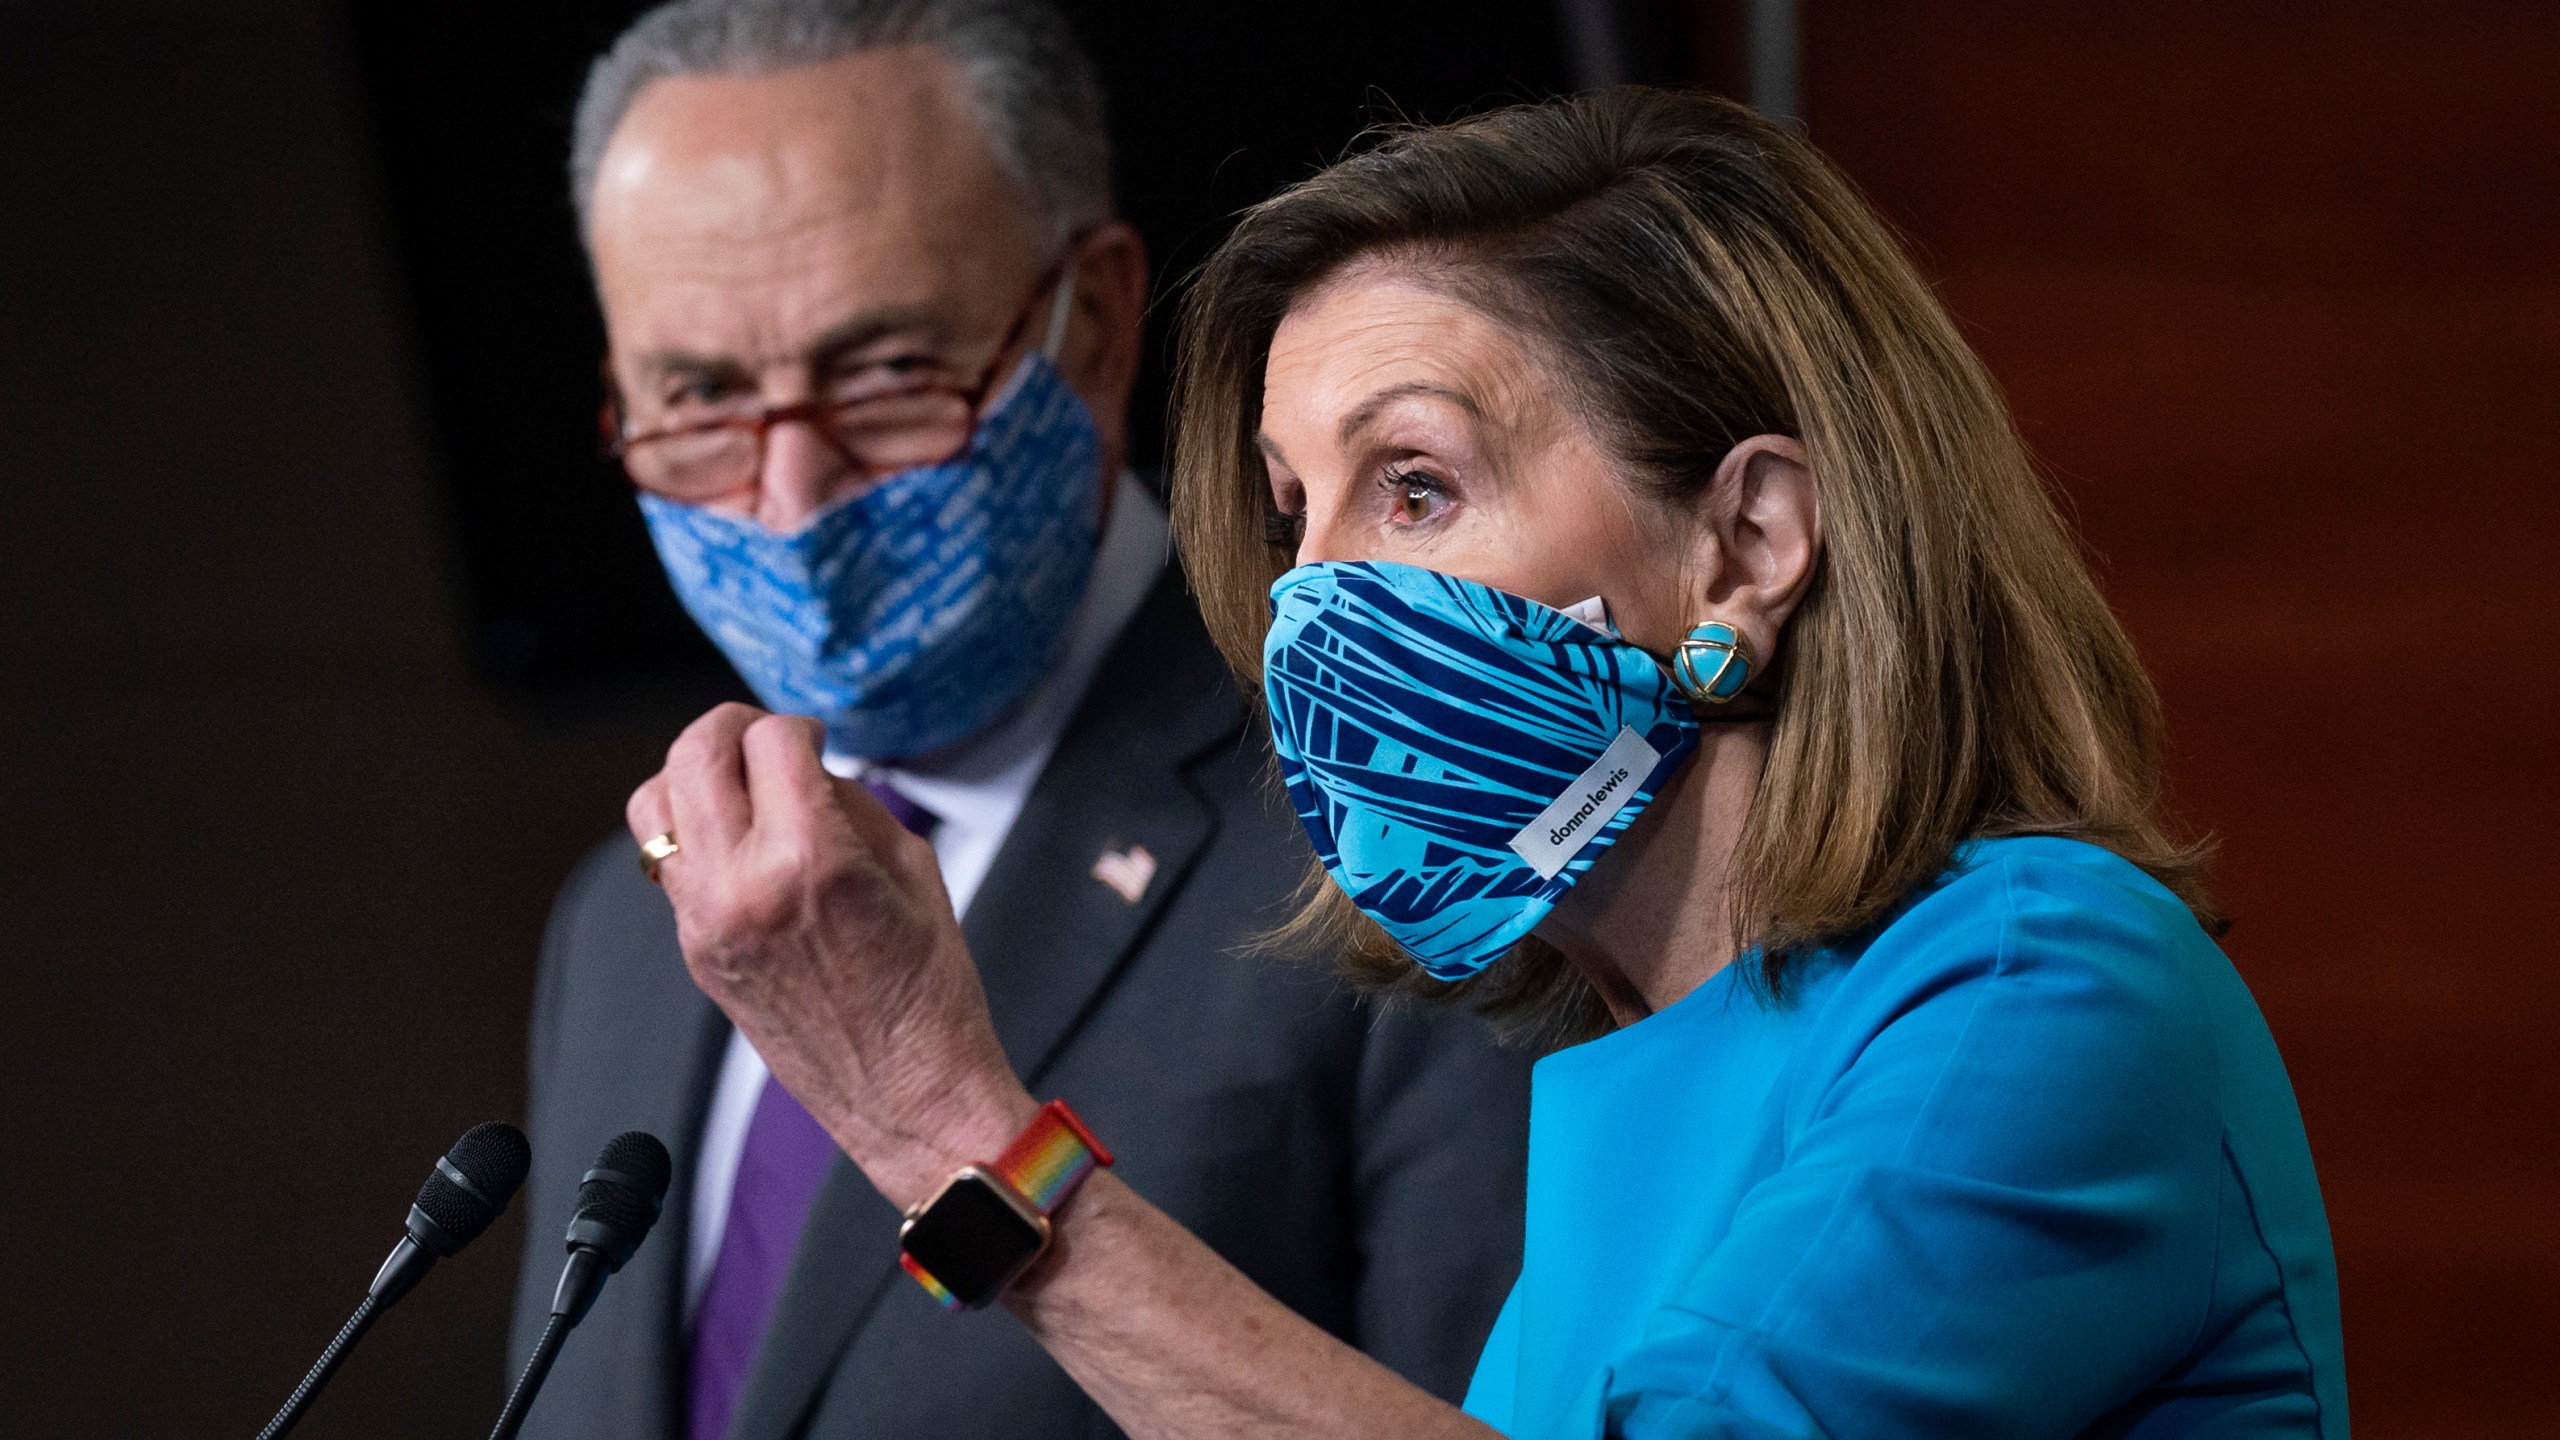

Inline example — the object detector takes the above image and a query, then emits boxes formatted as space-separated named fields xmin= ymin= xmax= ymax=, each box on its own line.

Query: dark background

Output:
xmin=4 ymin=1 xmax=2553 ymax=1434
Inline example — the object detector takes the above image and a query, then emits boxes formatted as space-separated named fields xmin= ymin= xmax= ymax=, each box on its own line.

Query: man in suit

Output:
xmin=507 ymin=2 xmax=1533 ymax=1437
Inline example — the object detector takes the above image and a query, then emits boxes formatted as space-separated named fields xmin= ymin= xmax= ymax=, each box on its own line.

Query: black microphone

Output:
xmin=489 ymin=1131 xmax=672 ymax=1440
xmin=255 ymin=1121 xmax=531 ymax=1440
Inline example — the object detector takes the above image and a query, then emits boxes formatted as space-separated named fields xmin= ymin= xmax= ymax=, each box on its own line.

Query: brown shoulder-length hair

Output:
xmin=1169 ymin=87 xmax=2216 ymax=1048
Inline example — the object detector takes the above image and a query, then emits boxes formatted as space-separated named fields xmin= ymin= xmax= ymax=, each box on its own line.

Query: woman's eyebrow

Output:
xmin=1335 ymin=381 xmax=1481 ymax=446
xmin=1254 ymin=379 xmax=1482 ymax=470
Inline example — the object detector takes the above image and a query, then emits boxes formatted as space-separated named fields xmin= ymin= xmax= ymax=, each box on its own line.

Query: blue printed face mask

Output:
xmin=639 ymin=350 xmax=1101 ymax=760
xmin=1263 ymin=561 xmax=1701 ymax=980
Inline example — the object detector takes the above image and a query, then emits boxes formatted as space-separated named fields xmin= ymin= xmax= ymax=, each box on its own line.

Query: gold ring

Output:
xmin=639 ymin=830 xmax=680 ymax=881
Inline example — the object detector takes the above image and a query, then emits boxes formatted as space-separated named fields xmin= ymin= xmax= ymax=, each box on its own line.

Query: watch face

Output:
xmin=900 ymin=1171 xmax=1047 ymax=1308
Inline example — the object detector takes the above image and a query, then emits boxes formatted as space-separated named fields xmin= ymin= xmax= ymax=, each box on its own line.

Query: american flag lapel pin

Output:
xmin=1091 ymin=842 xmax=1157 ymax=904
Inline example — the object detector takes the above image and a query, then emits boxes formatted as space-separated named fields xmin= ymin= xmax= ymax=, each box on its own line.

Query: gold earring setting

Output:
xmin=1670 ymin=621 xmax=1754 ymax=705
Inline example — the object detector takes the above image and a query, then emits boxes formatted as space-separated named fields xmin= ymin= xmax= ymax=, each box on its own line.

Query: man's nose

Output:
xmin=753 ymin=417 xmax=855 ymax=533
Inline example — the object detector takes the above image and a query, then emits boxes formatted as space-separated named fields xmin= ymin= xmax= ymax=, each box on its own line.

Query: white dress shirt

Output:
xmin=683 ymin=474 xmax=1170 ymax=1317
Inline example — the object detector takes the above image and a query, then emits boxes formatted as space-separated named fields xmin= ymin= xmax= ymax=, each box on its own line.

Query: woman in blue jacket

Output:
xmin=632 ymin=85 xmax=2346 ymax=1438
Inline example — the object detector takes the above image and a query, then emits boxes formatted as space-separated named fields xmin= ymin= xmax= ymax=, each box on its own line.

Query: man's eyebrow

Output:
xmin=631 ymin=303 xmax=952 ymax=379
xmin=1335 ymin=380 xmax=1481 ymax=446
xmin=799 ymin=303 xmax=949 ymax=365
xmin=631 ymin=345 xmax=741 ymax=379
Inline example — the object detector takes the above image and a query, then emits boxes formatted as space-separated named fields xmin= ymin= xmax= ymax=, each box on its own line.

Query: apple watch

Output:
xmin=897 ymin=1099 xmax=1112 ymax=1310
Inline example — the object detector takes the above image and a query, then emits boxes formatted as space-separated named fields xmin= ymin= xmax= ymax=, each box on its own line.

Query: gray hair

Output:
xmin=570 ymin=0 xmax=1112 ymax=248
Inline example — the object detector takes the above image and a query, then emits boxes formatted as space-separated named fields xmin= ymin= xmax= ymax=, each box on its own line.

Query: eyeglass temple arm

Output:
xmin=1040 ymin=267 xmax=1077 ymax=358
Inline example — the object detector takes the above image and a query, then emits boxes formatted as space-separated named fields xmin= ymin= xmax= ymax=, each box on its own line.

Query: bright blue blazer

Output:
xmin=1464 ymin=837 xmax=2345 ymax=1438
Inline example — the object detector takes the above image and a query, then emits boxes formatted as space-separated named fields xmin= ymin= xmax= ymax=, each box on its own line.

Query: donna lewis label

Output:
xmin=1507 ymin=726 xmax=1662 ymax=881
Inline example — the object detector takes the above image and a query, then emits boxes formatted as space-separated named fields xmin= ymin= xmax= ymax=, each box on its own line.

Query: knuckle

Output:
xmin=673 ymin=702 xmax=761 ymax=759
xmin=626 ymin=777 xmax=666 ymax=818
xmin=727 ymin=883 xmax=795 ymax=937
xmin=665 ymin=727 xmax=704 ymax=769
xmin=746 ymin=711 xmax=821 ymax=757
xmin=714 ymin=856 xmax=805 ymax=936
xmin=681 ymin=940 xmax=742 ymax=988
xmin=696 ymin=891 xmax=749 ymax=939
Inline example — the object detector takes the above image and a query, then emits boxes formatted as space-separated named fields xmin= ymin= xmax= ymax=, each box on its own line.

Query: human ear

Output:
xmin=1685 ymin=435 xmax=1821 ymax=671
xmin=1059 ymin=221 xmax=1150 ymax=471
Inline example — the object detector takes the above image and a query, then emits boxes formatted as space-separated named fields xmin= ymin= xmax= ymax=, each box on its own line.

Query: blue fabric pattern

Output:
xmin=640 ymin=356 xmax=1100 ymax=759
xmin=1262 ymin=561 xmax=1699 ymax=979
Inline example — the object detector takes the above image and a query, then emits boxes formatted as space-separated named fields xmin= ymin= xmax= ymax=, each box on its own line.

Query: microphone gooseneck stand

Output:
xmin=250 ymin=1122 xmax=532 ymax=1440
xmin=487 ymin=1131 xmax=672 ymax=1440
xmin=255 ymin=1295 xmax=383 ymax=1440
xmin=488 ymin=1313 xmax=570 ymax=1440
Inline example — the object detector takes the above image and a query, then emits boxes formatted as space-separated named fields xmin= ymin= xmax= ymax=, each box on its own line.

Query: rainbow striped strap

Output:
xmin=897 ymin=1251 xmax=959 ymax=1309
xmin=991 ymin=1099 xmax=1114 ymax=1214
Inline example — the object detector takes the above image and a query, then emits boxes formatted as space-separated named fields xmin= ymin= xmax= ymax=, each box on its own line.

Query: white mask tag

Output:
xmin=1558 ymin=595 xmax=1617 ymax=638
xmin=1507 ymin=725 xmax=1663 ymax=880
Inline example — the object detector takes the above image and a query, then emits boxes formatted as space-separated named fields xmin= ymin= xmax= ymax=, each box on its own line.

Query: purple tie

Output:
xmin=687 ymin=779 xmax=934 ymax=1440
xmin=859 ymin=776 xmax=937 ymax=839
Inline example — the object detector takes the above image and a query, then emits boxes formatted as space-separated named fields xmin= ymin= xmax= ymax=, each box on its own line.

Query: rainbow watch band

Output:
xmin=899 ymin=1255 xmax=959 ymax=1308
xmin=992 ymin=1099 xmax=1114 ymax=1212
xmin=899 ymin=1100 xmax=1112 ymax=1308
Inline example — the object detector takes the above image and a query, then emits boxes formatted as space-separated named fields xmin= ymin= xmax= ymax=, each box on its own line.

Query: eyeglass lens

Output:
xmin=620 ymin=388 xmax=979 ymax=502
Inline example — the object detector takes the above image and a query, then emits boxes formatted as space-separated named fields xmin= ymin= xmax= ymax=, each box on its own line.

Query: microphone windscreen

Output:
xmin=413 ymin=1121 xmax=532 ymax=1247
xmin=576 ymin=1130 xmax=672 ymax=1237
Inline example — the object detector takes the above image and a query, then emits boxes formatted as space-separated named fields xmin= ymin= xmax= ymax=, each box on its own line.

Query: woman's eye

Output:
xmin=1387 ymin=472 xmax=1449 ymax=525
xmin=1263 ymin=507 xmax=1307 ymax=548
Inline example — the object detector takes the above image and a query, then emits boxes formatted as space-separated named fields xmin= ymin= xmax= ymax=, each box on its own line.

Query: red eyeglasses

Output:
xmin=601 ymin=247 xmax=1077 ymax=505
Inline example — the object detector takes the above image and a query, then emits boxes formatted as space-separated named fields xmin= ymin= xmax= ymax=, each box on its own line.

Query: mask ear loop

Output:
xmin=1040 ymin=266 xmax=1078 ymax=360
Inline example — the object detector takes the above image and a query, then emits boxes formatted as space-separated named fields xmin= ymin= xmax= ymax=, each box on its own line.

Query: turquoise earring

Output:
xmin=1670 ymin=620 xmax=1754 ymax=705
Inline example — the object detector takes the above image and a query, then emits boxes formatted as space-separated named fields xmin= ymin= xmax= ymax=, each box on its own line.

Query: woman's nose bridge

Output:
xmin=1293 ymin=508 xmax=1344 ymax=566
xmin=1290 ymin=479 xmax=1361 ymax=565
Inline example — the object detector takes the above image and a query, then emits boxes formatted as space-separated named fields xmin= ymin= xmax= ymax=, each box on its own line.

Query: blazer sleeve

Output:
xmin=1350 ymin=1002 xmax=1535 ymax=1405
xmin=1582 ymin=862 xmax=2231 ymax=1439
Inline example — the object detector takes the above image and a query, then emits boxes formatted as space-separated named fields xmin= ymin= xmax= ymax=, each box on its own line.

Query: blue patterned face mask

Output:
xmin=1263 ymin=561 xmax=1701 ymax=980
xmin=639 ymin=352 xmax=1101 ymax=760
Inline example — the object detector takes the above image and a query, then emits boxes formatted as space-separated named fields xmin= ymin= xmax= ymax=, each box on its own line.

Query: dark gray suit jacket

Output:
xmin=508 ymin=566 xmax=1532 ymax=1439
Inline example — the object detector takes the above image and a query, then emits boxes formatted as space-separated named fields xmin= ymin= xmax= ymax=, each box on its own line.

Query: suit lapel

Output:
xmin=726 ymin=567 xmax=1247 ymax=1440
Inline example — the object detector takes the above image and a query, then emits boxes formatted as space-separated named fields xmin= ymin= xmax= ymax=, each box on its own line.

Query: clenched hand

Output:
xmin=627 ymin=703 xmax=1037 ymax=1209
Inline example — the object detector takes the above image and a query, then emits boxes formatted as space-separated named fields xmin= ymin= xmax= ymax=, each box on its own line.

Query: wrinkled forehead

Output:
xmin=1260 ymin=262 xmax=1562 ymax=456
xmin=587 ymin=47 xmax=1044 ymax=358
